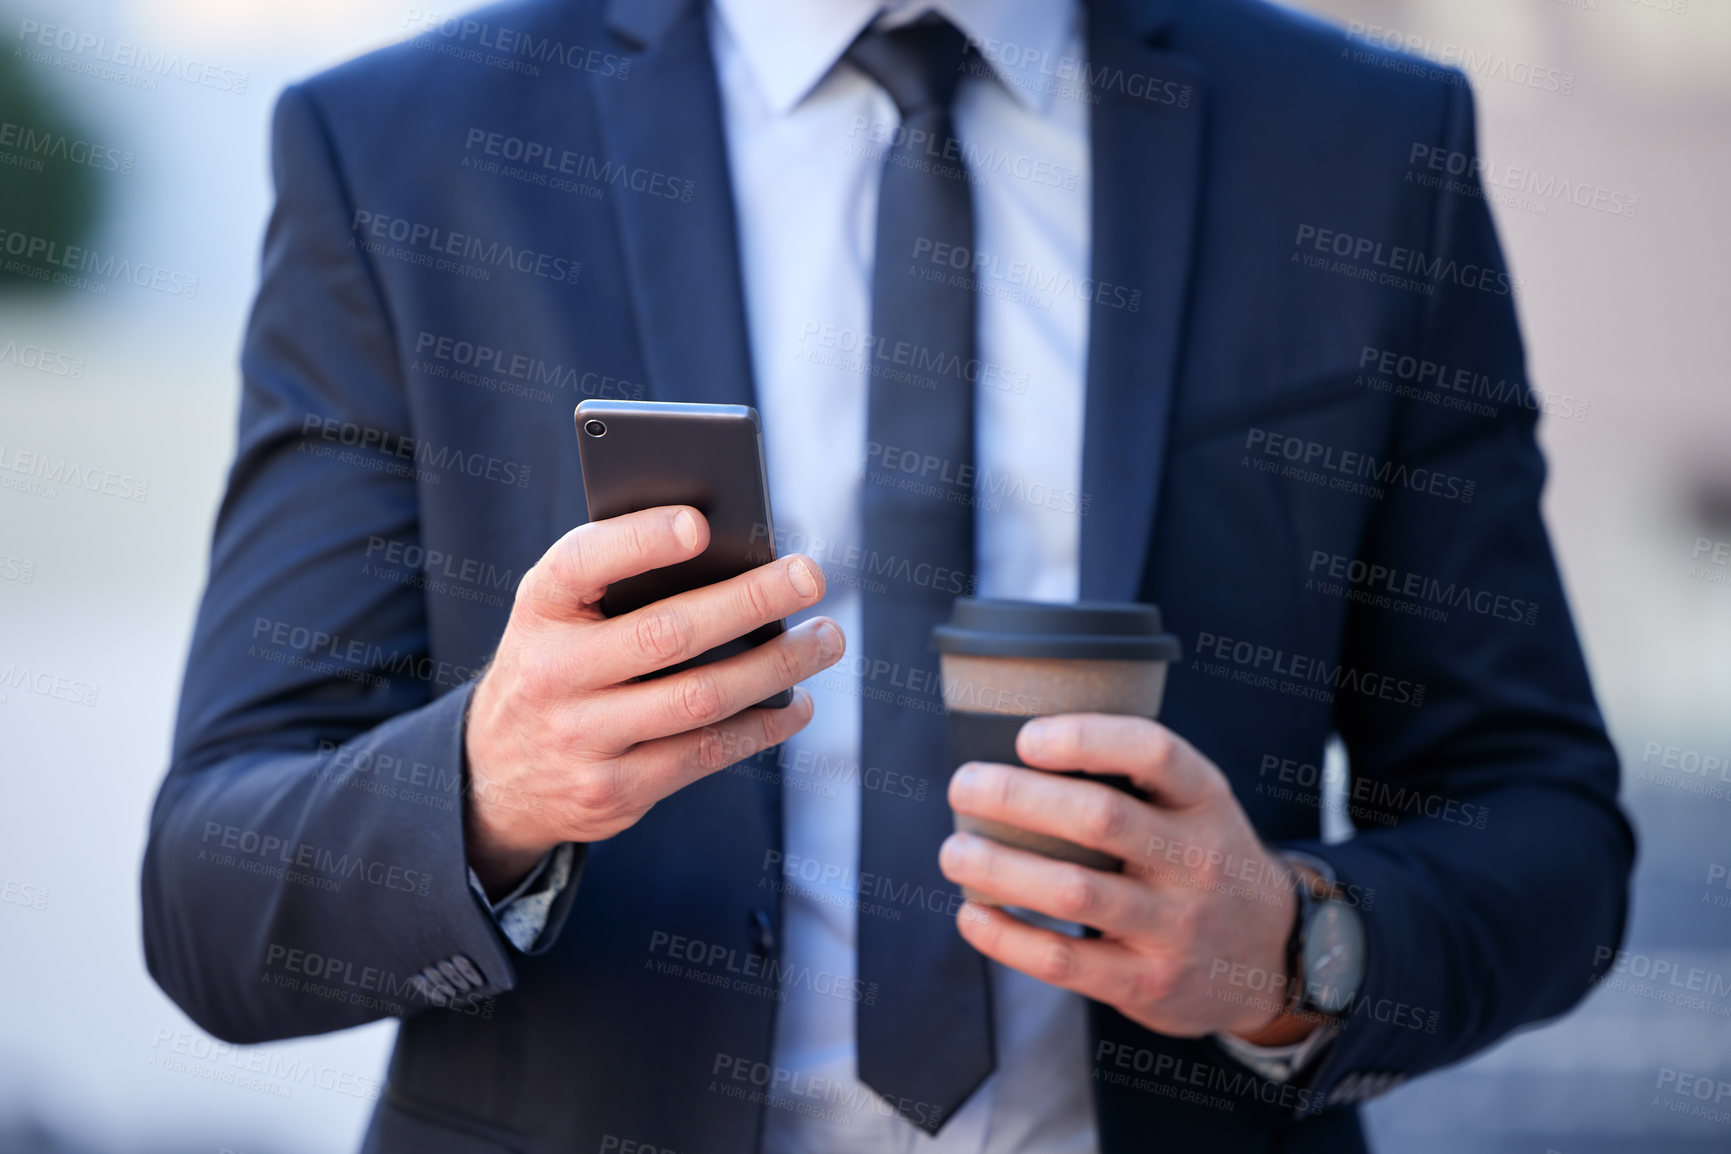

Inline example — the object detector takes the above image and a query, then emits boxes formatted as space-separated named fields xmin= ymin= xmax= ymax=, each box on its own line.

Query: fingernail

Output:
xmin=814 ymin=620 xmax=843 ymax=660
xmin=939 ymin=833 xmax=969 ymax=871
xmin=1019 ymin=718 xmax=1051 ymax=753
xmin=786 ymin=556 xmax=818 ymax=599
xmin=673 ymin=508 xmax=701 ymax=551
xmin=951 ymin=762 xmax=980 ymax=793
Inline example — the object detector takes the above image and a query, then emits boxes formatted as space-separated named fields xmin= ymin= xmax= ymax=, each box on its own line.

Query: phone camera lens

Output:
xmin=584 ymin=419 xmax=607 ymax=437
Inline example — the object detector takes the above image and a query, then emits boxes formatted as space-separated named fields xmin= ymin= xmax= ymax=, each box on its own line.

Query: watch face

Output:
xmin=1302 ymin=900 xmax=1366 ymax=1014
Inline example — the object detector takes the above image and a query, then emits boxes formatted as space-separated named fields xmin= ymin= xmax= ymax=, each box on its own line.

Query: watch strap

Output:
xmin=1279 ymin=857 xmax=1317 ymax=1018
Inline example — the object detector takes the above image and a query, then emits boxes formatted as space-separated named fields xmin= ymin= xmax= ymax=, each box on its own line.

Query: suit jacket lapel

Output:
xmin=1080 ymin=0 xmax=1204 ymax=602
xmin=597 ymin=0 xmax=1200 ymax=597
xmin=594 ymin=0 xmax=757 ymax=410
xmin=593 ymin=0 xmax=777 ymax=840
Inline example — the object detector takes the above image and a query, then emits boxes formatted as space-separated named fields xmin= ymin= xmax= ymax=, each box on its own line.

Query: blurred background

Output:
xmin=1 ymin=0 xmax=1726 ymax=1151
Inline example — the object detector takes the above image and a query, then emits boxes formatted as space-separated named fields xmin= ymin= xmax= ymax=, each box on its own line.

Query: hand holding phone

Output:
xmin=575 ymin=400 xmax=792 ymax=706
xmin=463 ymin=506 xmax=844 ymax=894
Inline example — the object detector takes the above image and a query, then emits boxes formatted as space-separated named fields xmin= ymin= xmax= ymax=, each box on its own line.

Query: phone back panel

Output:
xmin=575 ymin=401 xmax=786 ymax=696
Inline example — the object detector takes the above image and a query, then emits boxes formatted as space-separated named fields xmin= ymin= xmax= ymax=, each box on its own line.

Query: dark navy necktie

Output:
xmin=849 ymin=16 xmax=993 ymax=1135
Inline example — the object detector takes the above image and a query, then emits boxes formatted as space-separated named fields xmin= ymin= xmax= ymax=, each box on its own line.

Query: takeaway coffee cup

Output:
xmin=932 ymin=599 xmax=1182 ymax=898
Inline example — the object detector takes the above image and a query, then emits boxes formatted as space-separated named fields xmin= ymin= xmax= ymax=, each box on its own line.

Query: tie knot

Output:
xmin=845 ymin=16 xmax=970 ymax=117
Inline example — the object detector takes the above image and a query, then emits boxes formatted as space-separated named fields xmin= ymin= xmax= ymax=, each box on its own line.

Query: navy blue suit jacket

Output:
xmin=142 ymin=0 xmax=1633 ymax=1150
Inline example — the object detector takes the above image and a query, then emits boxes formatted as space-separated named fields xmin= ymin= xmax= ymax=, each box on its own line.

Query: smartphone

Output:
xmin=575 ymin=399 xmax=791 ymax=708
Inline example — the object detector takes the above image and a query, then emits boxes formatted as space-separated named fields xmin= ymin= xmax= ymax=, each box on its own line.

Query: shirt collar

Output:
xmin=710 ymin=0 xmax=1079 ymax=116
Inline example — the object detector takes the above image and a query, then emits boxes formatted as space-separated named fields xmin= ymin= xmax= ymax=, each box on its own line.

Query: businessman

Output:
xmin=143 ymin=0 xmax=1634 ymax=1151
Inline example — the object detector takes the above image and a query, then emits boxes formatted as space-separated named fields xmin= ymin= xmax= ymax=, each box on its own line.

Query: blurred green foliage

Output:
xmin=0 ymin=45 xmax=102 ymax=290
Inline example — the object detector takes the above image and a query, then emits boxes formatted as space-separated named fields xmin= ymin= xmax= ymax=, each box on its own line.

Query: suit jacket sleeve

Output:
xmin=1284 ymin=81 xmax=1634 ymax=1106
xmin=140 ymin=84 xmax=578 ymax=1045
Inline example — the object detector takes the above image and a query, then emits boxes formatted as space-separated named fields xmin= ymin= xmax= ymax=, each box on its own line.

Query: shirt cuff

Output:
xmin=466 ymin=842 xmax=577 ymax=952
xmin=1212 ymin=1021 xmax=1339 ymax=1084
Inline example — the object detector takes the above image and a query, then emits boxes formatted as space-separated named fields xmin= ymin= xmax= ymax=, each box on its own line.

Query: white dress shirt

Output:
xmin=709 ymin=2 xmax=1095 ymax=1151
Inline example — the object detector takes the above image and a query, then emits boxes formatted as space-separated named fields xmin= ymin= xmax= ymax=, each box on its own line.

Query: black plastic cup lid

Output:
xmin=932 ymin=598 xmax=1182 ymax=661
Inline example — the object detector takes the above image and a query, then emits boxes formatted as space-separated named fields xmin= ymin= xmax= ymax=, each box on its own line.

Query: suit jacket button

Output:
xmin=423 ymin=966 xmax=457 ymax=1001
xmin=452 ymin=954 xmax=485 ymax=988
xmin=749 ymin=908 xmax=775 ymax=954
xmin=437 ymin=959 xmax=470 ymax=993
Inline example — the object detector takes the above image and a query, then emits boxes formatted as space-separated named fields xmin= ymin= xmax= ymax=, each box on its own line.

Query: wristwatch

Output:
xmin=1212 ymin=851 xmax=1367 ymax=1084
xmin=1282 ymin=851 xmax=1366 ymax=1017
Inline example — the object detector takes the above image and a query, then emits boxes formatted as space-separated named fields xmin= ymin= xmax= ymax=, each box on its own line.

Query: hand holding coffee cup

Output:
xmin=932 ymin=599 xmax=1181 ymax=893
xmin=934 ymin=599 xmax=1314 ymax=1042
